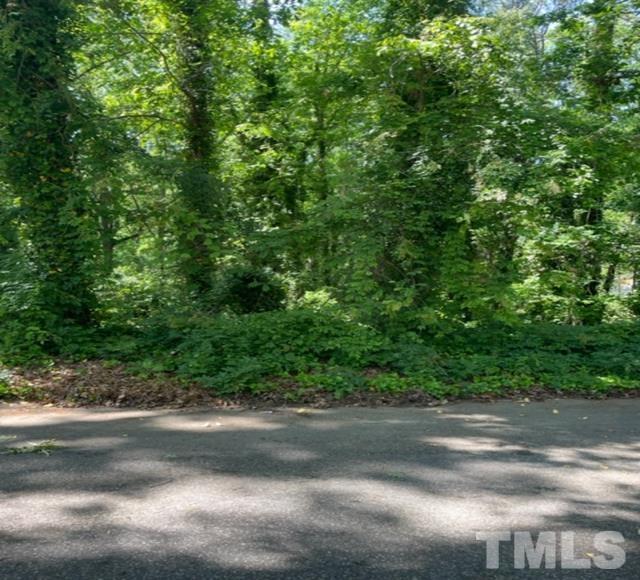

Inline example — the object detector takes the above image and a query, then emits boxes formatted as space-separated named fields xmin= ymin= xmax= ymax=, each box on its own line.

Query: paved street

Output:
xmin=1 ymin=400 xmax=639 ymax=579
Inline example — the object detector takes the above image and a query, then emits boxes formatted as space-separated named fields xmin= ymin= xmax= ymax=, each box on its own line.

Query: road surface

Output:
xmin=1 ymin=400 xmax=639 ymax=578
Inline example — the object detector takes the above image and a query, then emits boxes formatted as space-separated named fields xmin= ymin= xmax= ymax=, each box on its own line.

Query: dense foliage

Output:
xmin=1 ymin=0 xmax=639 ymax=398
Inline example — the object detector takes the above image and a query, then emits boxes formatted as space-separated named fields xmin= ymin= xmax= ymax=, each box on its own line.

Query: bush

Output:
xmin=137 ymin=308 xmax=386 ymax=392
xmin=212 ymin=264 xmax=286 ymax=314
xmin=94 ymin=317 xmax=640 ymax=397
xmin=412 ymin=322 xmax=640 ymax=394
xmin=4 ymin=285 xmax=639 ymax=400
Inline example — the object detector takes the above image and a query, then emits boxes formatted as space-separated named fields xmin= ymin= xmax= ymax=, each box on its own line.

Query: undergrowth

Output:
xmin=2 ymin=308 xmax=639 ymax=402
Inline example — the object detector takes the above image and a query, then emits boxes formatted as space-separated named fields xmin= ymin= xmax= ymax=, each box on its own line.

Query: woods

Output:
xmin=1 ymin=0 xmax=639 ymax=398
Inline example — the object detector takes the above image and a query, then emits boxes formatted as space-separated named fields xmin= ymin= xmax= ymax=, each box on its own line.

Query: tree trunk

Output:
xmin=173 ymin=0 xmax=221 ymax=296
xmin=575 ymin=0 xmax=618 ymax=324
xmin=1 ymin=0 xmax=96 ymax=325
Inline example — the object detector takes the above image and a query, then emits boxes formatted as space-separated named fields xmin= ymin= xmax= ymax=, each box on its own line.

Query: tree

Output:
xmin=170 ymin=0 xmax=226 ymax=296
xmin=0 ymin=0 xmax=97 ymax=326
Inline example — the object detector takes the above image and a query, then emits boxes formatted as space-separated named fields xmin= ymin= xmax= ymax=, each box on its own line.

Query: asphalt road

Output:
xmin=1 ymin=400 xmax=639 ymax=579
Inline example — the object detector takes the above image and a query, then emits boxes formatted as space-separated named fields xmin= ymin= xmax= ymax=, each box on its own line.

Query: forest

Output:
xmin=1 ymin=0 xmax=639 ymax=402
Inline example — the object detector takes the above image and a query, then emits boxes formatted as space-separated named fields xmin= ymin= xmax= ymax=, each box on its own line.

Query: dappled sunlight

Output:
xmin=254 ymin=442 xmax=321 ymax=462
xmin=2 ymin=401 xmax=640 ymax=576
xmin=433 ymin=413 xmax=512 ymax=424
xmin=420 ymin=436 xmax=528 ymax=453
xmin=149 ymin=413 xmax=287 ymax=434
xmin=0 ymin=407 xmax=159 ymax=427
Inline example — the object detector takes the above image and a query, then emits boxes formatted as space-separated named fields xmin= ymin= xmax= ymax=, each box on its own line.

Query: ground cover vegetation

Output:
xmin=1 ymin=0 xmax=639 ymax=403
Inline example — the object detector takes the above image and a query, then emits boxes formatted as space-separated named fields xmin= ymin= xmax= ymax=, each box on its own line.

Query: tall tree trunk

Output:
xmin=173 ymin=0 xmax=221 ymax=296
xmin=576 ymin=0 xmax=618 ymax=324
xmin=1 ymin=0 xmax=96 ymax=325
xmin=603 ymin=262 xmax=616 ymax=294
xmin=244 ymin=0 xmax=303 ymax=224
xmin=373 ymin=0 xmax=472 ymax=307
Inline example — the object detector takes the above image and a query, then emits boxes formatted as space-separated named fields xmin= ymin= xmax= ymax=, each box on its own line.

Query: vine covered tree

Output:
xmin=1 ymin=0 xmax=97 ymax=327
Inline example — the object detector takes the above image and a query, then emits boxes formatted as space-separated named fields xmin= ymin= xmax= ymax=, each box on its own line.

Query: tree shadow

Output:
xmin=1 ymin=401 xmax=639 ymax=578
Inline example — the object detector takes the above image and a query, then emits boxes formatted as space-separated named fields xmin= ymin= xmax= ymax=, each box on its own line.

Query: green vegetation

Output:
xmin=90 ymin=318 xmax=640 ymax=398
xmin=1 ymin=0 xmax=639 ymax=402
xmin=1 ymin=439 xmax=60 ymax=455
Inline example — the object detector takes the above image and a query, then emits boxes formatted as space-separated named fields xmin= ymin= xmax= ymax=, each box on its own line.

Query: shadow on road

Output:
xmin=1 ymin=401 xmax=639 ymax=578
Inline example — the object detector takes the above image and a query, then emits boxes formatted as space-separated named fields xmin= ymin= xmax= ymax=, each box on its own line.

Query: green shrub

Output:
xmin=142 ymin=308 xmax=386 ymax=392
xmin=122 ymin=318 xmax=640 ymax=396
xmin=211 ymin=264 xmax=287 ymax=314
